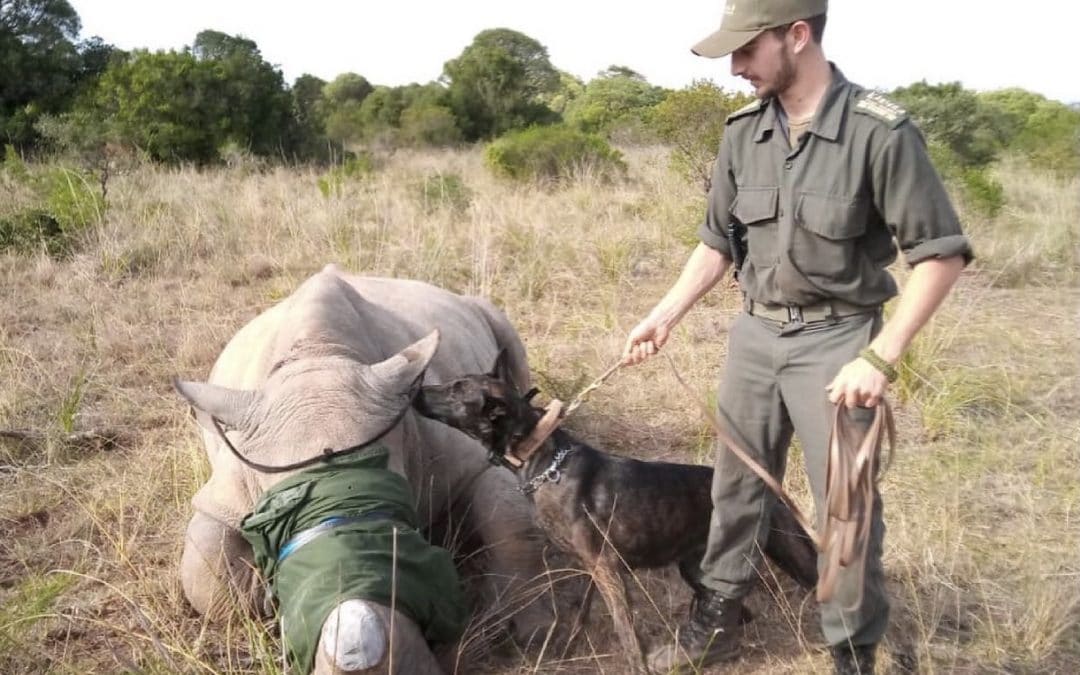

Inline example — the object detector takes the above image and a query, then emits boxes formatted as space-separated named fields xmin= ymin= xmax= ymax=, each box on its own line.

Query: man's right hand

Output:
xmin=622 ymin=318 xmax=670 ymax=366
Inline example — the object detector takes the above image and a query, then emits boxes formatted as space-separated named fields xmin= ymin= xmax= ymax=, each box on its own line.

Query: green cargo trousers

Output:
xmin=699 ymin=309 xmax=890 ymax=647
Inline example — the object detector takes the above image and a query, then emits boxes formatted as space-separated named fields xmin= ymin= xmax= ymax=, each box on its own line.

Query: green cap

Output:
xmin=691 ymin=0 xmax=828 ymax=58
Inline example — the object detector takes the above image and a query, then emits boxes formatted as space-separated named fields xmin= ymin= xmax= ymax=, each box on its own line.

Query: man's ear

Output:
xmin=789 ymin=19 xmax=812 ymax=53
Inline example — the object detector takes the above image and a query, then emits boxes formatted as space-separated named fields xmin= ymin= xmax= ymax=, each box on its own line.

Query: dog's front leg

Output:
xmin=588 ymin=552 xmax=647 ymax=674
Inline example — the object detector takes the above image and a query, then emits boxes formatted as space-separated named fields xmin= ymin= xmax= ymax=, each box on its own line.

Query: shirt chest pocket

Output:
xmin=731 ymin=186 xmax=779 ymax=264
xmin=792 ymin=192 xmax=869 ymax=278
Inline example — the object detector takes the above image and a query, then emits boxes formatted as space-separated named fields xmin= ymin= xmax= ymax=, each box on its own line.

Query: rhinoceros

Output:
xmin=174 ymin=266 xmax=552 ymax=674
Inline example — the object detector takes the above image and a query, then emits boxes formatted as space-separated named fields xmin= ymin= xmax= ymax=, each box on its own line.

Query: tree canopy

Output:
xmin=442 ymin=28 xmax=560 ymax=140
xmin=2 ymin=1 xmax=1075 ymax=178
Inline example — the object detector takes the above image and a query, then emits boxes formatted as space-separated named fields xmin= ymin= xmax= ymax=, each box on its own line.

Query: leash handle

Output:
xmin=817 ymin=401 xmax=894 ymax=608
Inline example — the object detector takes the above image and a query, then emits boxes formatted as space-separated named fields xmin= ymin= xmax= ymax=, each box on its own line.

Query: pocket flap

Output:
xmin=731 ymin=187 xmax=779 ymax=225
xmin=795 ymin=192 xmax=867 ymax=240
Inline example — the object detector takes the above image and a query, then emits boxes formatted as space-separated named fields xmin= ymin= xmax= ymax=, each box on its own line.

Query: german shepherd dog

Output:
xmin=413 ymin=353 xmax=817 ymax=673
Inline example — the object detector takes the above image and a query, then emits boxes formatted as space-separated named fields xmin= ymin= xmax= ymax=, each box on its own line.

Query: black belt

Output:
xmin=745 ymin=298 xmax=876 ymax=324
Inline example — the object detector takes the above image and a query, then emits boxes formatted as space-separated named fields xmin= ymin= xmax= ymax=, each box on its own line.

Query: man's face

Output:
xmin=730 ymin=29 xmax=797 ymax=99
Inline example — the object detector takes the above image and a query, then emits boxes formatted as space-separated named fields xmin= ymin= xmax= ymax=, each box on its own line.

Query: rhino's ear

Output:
xmin=369 ymin=329 xmax=440 ymax=391
xmin=173 ymin=379 xmax=257 ymax=429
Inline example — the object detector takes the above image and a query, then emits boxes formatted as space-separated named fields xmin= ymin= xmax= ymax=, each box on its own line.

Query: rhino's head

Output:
xmin=174 ymin=330 xmax=441 ymax=465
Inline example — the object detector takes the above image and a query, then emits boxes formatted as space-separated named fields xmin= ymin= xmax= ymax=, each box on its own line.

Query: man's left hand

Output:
xmin=826 ymin=357 xmax=889 ymax=408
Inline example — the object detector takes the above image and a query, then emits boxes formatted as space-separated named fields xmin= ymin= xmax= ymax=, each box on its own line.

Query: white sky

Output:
xmin=70 ymin=1 xmax=1080 ymax=104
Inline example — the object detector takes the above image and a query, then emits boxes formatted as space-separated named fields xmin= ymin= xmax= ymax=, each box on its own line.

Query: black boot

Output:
xmin=831 ymin=642 xmax=876 ymax=675
xmin=646 ymin=590 xmax=743 ymax=673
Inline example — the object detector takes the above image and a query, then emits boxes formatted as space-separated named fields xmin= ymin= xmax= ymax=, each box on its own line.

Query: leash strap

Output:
xmin=664 ymin=354 xmax=824 ymax=550
xmin=817 ymin=401 xmax=894 ymax=608
xmin=564 ymin=360 xmax=623 ymax=416
xmin=664 ymin=353 xmax=896 ymax=608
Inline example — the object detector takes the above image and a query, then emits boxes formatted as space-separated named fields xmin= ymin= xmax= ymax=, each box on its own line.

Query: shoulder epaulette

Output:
xmin=853 ymin=90 xmax=908 ymax=128
xmin=726 ymin=98 xmax=764 ymax=124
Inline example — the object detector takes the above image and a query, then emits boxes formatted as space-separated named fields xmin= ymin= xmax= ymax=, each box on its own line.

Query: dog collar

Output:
xmin=504 ymin=399 xmax=564 ymax=467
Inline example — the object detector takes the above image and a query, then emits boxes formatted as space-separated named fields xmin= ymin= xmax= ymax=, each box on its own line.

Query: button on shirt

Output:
xmin=699 ymin=65 xmax=974 ymax=308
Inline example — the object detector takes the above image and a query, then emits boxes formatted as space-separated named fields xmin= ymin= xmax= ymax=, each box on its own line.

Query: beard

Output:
xmin=757 ymin=48 xmax=797 ymax=99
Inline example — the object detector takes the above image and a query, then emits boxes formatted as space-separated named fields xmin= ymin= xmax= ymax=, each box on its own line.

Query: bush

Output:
xmin=43 ymin=167 xmax=104 ymax=231
xmin=399 ymin=103 xmax=462 ymax=147
xmin=0 ymin=210 xmax=65 ymax=256
xmin=960 ymin=167 xmax=1005 ymax=217
xmin=891 ymin=81 xmax=1002 ymax=168
xmin=483 ymin=125 xmax=625 ymax=183
xmin=980 ymin=89 xmax=1080 ymax=175
xmin=0 ymin=155 xmax=103 ymax=256
xmin=416 ymin=173 xmax=471 ymax=213
xmin=317 ymin=153 xmax=376 ymax=197
xmin=650 ymin=81 xmax=751 ymax=192
xmin=564 ymin=68 xmax=665 ymax=138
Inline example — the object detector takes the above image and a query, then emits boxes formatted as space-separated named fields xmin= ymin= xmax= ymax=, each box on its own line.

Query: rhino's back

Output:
xmin=209 ymin=268 xmax=523 ymax=389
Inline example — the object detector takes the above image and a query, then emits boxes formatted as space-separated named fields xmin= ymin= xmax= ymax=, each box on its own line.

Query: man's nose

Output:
xmin=730 ymin=52 xmax=744 ymax=77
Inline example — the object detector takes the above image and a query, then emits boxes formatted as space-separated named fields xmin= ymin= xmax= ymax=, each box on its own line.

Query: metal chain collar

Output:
xmin=520 ymin=443 xmax=574 ymax=495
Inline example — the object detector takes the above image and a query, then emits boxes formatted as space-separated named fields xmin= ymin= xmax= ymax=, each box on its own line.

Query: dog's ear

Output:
xmin=488 ymin=348 xmax=518 ymax=391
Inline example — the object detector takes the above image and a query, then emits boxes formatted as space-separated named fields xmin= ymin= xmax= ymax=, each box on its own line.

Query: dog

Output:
xmin=413 ymin=352 xmax=818 ymax=673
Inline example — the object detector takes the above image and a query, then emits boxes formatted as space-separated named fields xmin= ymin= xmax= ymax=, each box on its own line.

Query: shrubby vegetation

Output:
xmin=650 ymin=80 xmax=753 ymax=192
xmin=484 ymin=126 xmax=625 ymax=183
xmin=0 ymin=146 xmax=102 ymax=256
xmin=2 ymin=0 xmax=1077 ymax=229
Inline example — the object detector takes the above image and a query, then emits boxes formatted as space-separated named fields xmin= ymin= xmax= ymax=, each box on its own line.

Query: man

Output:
xmin=622 ymin=1 xmax=973 ymax=673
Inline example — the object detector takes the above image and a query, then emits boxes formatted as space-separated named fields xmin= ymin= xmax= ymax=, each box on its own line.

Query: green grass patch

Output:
xmin=0 ymin=571 xmax=76 ymax=653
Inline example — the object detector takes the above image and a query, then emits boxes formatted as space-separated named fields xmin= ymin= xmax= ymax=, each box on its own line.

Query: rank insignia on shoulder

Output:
xmin=726 ymin=98 xmax=763 ymax=123
xmin=854 ymin=91 xmax=908 ymax=128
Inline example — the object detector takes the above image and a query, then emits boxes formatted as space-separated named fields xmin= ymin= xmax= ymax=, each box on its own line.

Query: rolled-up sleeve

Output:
xmin=871 ymin=124 xmax=975 ymax=266
xmin=698 ymin=131 xmax=737 ymax=256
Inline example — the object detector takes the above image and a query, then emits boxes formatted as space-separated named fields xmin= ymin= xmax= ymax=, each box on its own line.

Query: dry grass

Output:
xmin=1 ymin=146 xmax=1077 ymax=673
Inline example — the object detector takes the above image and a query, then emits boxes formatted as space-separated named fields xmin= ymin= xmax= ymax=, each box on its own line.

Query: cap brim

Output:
xmin=691 ymin=27 xmax=763 ymax=58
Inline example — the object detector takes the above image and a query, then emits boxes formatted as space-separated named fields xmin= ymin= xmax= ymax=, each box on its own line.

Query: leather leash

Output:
xmin=817 ymin=400 xmax=894 ymax=608
xmin=664 ymin=353 xmax=895 ymax=607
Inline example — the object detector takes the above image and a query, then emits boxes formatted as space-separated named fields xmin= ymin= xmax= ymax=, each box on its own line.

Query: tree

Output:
xmin=399 ymin=102 xmax=461 ymax=147
xmin=84 ymin=49 xmax=225 ymax=162
xmin=979 ymin=88 xmax=1080 ymax=173
xmin=288 ymin=73 xmax=329 ymax=160
xmin=564 ymin=66 xmax=665 ymax=137
xmin=537 ymin=70 xmax=585 ymax=116
xmin=890 ymin=81 xmax=1002 ymax=167
xmin=323 ymin=72 xmax=373 ymax=108
xmin=650 ymin=81 xmax=751 ymax=191
xmin=0 ymin=0 xmax=82 ymax=147
xmin=442 ymin=28 xmax=559 ymax=140
xmin=192 ymin=30 xmax=292 ymax=158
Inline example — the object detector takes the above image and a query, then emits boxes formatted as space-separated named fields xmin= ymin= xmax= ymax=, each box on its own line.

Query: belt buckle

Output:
xmin=779 ymin=305 xmax=806 ymax=335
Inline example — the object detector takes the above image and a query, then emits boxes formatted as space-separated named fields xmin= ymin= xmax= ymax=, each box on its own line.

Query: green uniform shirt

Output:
xmin=700 ymin=65 xmax=974 ymax=307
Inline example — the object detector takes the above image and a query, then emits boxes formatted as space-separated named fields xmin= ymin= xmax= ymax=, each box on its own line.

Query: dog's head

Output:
xmin=413 ymin=349 xmax=541 ymax=458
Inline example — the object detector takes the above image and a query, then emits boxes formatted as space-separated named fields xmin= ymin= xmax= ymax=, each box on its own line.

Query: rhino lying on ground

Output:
xmin=174 ymin=266 xmax=552 ymax=674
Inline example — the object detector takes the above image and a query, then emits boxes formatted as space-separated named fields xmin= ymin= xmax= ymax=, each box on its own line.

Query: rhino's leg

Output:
xmin=180 ymin=510 xmax=267 ymax=621
xmin=462 ymin=466 xmax=555 ymax=646
xmin=313 ymin=599 xmax=443 ymax=675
